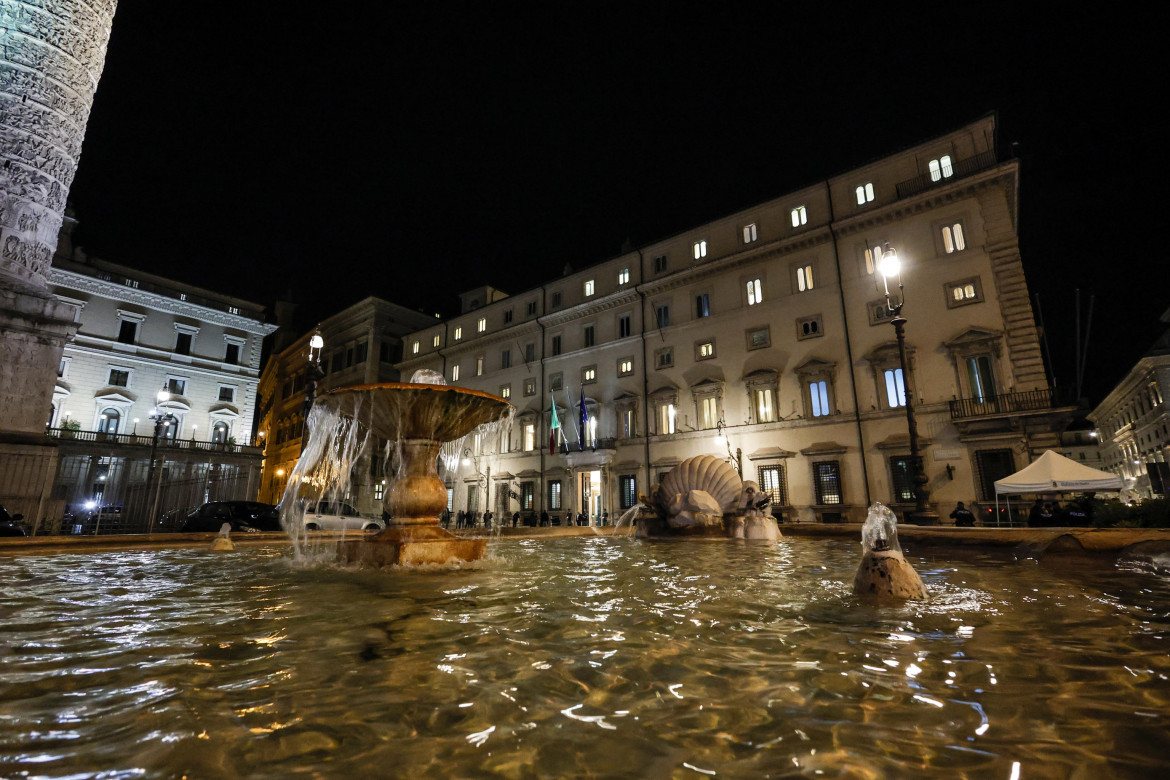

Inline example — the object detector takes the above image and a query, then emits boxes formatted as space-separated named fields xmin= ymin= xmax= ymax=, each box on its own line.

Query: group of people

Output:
xmin=1027 ymin=498 xmax=1090 ymax=527
xmin=442 ymin=509 xmax=497 ymax=529
xmin=537 ymin=510 xmax=609 ymax=527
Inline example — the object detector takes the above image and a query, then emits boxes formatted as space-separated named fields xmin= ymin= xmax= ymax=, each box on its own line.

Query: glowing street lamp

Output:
xmin=147 ymin=386 xmax=178 ymax=532
xmin=879 ymin=244 xmax=937 ymax=525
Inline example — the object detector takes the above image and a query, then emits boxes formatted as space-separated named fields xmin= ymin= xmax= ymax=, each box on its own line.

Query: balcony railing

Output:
xmin=949 ymin=388 xmax=1056 ymax=420
xmin=46 ymin=427 xmax=263 ymax=455
xmin=895 ymin=150 xmax=999 ymax=199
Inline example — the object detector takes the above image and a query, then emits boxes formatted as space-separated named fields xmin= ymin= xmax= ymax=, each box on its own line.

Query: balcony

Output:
xmin=46 ymin=427 xmax=263 ymax=456
xmin=895 ymin=150 xmax=999 ymax=200
xmin=949 ymin=388 xmax=1057 ymax=420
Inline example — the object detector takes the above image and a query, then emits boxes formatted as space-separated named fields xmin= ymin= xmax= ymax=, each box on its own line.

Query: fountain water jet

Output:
xmin=286 ymin=378 xmax=513 ymax=566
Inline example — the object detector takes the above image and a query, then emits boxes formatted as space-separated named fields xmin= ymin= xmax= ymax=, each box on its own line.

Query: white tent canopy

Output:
xmin=994 ymin=449 xmax=1123 ymax=494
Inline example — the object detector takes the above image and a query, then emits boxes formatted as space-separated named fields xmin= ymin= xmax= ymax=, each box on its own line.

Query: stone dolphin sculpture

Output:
xmin=852 ymin=503 xmax=926 ymax=600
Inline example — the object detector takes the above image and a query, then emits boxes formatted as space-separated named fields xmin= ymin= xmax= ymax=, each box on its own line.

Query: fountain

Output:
xmin=633 ymin=454 xmax=781 ymax=540
xmin=852 ymin=502 xmax=928 ymax=600
xmin=284 ymin=372 xmax=512 ymax=566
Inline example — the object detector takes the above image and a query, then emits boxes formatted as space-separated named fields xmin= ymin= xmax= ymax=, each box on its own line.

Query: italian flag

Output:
xmin=549 ymin=396 xmax=560 ymax=455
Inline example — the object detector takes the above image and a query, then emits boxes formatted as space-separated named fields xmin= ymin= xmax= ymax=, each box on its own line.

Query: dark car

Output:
xmin=181 ymin=501 xmax=282 ymax=533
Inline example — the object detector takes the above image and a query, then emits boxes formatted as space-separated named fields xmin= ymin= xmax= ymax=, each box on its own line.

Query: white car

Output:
xmin=302 ymin=501 xmax=384 ymax=532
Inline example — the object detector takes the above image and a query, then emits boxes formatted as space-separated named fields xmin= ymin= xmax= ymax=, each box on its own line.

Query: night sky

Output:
xmin=65 ymin=4 xmax=1159 ymax=406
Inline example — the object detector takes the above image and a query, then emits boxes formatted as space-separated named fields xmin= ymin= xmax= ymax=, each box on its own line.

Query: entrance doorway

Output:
xmin=578 ymin=470 xmax=601 ymax=524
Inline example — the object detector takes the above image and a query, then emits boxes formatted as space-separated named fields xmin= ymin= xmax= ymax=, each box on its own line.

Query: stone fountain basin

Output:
xmin=314 ymin=382 xmax=511 ymax=442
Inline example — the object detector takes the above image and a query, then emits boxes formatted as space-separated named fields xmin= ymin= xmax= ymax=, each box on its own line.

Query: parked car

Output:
xmin=181 ymin=501 xmax=282 ymax=533
xmin=0 ymin=507 xmax=26 ymax=537
xmin=302 ymin=501 xmax=384 ymax=532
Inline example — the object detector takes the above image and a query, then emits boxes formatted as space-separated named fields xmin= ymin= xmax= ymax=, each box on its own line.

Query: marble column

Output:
xmin=1 ymin=1 xmax=118 ymax=529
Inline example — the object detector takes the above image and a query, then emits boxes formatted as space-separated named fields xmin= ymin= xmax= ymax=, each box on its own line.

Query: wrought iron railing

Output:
xmin=949 ymin=388 xmax=1055 ymax=420
xmin=45 ymin=427 xmax=262 ymax=455
xmin=895 ymin=150 xmax=999 ymax=199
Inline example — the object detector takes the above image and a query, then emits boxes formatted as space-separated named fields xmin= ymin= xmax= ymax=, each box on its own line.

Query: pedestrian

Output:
xmin=601 ymin=511 xmax=609 ymax=526
xmin=540 ymin=510 xmax=549 ymax=527
xmin=1027 ymin=498 xmax=1043 ymax=527
xmin=1066 ymin=501 xmax=1089 ymax=526
xmin=1038 ymin=502 xmax=1055 ymax=526
xmin=484 ymin=510 xmax=492 ymax=529
xmin=512 ymin=511 xmax=519 ymax=528
xmin=577 ymin=510 xmax=586 ymax=526
xmin=949 ymin=501 xmax=975 ymax=527
xmin=456 ymin=509 xmax=465 ymax=529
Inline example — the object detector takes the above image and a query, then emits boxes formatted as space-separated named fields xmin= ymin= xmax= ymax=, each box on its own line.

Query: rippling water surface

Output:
xmin=1 ymin=538 xmax=1168 ymax=779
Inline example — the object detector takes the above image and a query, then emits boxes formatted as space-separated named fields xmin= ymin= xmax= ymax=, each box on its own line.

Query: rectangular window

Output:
xmin=412 ymin=341 xmax=420 ymax=355
xmin=117 ymin=320 xmax=137 ymax=344
xmin=551 ymin=291 xmax=563 ymax=308
xmin=797 ymin=315 xmax=822 ymax=340
xmin=355 ymin=342 xmax=368 ymax=363
xmin=890 ymin=456 xmax=915 ymax=503
xmin=584 ymin=279 xmax=595 ymax=297
xmin=521 ymin=481 xmax=535 ymax=511
xmin=551 ymin=335 xmax=562 ymax=356
xmin=746 ymin=278 xmax=763 ymax=305
xmin=966 ymin=356 xmax=995 ymax=403
xmin=756 ymin=388 xmax=775 ymax=423
xmin=500 ymin=385 xmax=511 ymax=399
xmin=523 ymin=423 xmax=536 ymax=451
xmin=655 ymin=347 xmax=673 ymax=369
xmin=501 ymin=349 xmax=511 ymax=369
xmin=813 ymin=461 xmax=842 ymax=505
xmin=696 ymin=293 xmax=710 ymax=318
xmin=810 ymin=380 xmax=830 ymax=417
xmin=504 ymin=309 xmax=513 ymax=324
xmin=549 ymin=480 xmax=563 ymax=510
xmin=584 ymin=326 xmax=595 ymax=347
xmin=797 ymin=265 xmax=814 ymax=292
xmin=864 ymin=244 xmax=885 ymax=275
xmin=527 ymin=300 xmax=538 ymax=317
xmin=166 ymin=377 xmax=186 ymax=396
xmin=452 ymin=364 xmax=461 ymax=381
xmin=620 ymin=475 xmax=638 ymax=509
xmin=550 ymin=373 xmax=563 ymax=391
xmin=433 ymin=334 xmax=441 ymax=348
xmin=658 ymin=403 xmax=676 ymax=434
xmin=700 ymin=396 xmax=718 ymax=428
xmin=743 ymin=223 xmax=758 ymax=243
xmin=476 ymin=356 xmax=484 ymax=376
xmin=218 ymin=386 xmax=235 ymax=402
xmin=855 ymin=182 xmax=875 ymax=204
xmin=747 ymin=327 xmax=770 ymax=350
xmin=656 ymin=304 xmax=670 ymax=329
xmin=525 ymin=343 xmax=535 ymax=362
xmin=975 ymin=449 xmax=1014 ymax=502
xmin=758 ymin=464 xmax=787 ymax=505
xmin=454 ymin=327 xmax=463 ymax=340
xmin=653 ymin=255 xmax=668 ymax=273
xmin=791 ymin=205 xmax=807 ymax=227
xmin=884 ymin=368 xmax=906 ymax=408
xmin=693 ymin=240 xmax=707 ymax=259
xmin=929 ymin=155 xmax=954 ymax=182
xmin=175 ymin=332 xmax=192 ymax=355
xmin=108 ymin=369 xmax=129 ymax=387
xmin=582 ymin=366 xmax=596 ymax=384
xmin=697 ymin=341 xmax=715 ymax=360
xmin=619 ymin=314 xmax=631 ymax=338
xmin=618 ymin=358 xmax=634 ymax=376
xmin=618 ymin=268 xmax=630 ymax=284
xmin=524 ymin=378 xmax=536 ymax=396
xmin=942 ymin=222 xmax=966 ymax=253
xmin=477 ymin=317 xmax=486 ymax=333
xmin=374 ymin=482 xmax=385 ymax=502
xmin=622 ymin=408 xmax=636 ymax=437
xmin=331 ymin=352 xmax=343 ymax=372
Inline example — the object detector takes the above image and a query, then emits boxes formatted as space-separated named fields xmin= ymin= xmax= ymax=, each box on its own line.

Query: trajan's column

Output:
xmin=1 ymin=1 xmax=118 ymax=524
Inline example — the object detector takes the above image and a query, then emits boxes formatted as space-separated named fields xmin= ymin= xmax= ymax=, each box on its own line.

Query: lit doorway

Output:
xmin=578 ymin=470 xmax=601 ymax=524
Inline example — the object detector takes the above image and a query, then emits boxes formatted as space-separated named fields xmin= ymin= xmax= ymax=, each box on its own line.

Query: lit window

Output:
xmin=747 ymin=278 xmax=763 ymax=305
xmin=582 ymin=366 xmax=596 ymax=383
xmin=432 ymin=334 xmax=440 ymax=347
xmin=477 ymin=318 xmax=486 ymax=333
xmin=929 ymin=155 xmax=954 ymax=182
xmin=953 ymin=284 xmax=976 ymax=301
xmin=619 ymin=358 xmax=633 ymax=375
xmin=500 ymin=385 xmax=511 ymax=399
xmin=797 ymin=264 xmax=814 ymax=291
xmin=454 ymin=327 xmax=463 ymax=340
xmin=412 ymin=341 xmax=419 ymax=354
xmin=810 ymin=380 xmax=830 ymax=417
xmin=743 ymin=223 xmax=758 ymax=243
xmin=524 ymin=378 xmax=536 ymax=396
xmin=658 ymin=403 xmax=677 ymax=434
xmin=584 ymin=279 xmax=595 ymax=296
xmin=618 ymin=268 xmax=630 ymax=285
xmin=813 ymin=461 xmax=842 ymax=505
xmin=452 ymin=364 xmax=460 ymax=381
xmin=864 ymin=244 xmax=885 ymax=275
xmin=697 ymin=341 xmax=715 ymax=360
xmin=856 ymin=182 xmax=875 ymax=204
xmin=942 ymin=222 xmax=966 ymax=253
xmin=374 ymin=482 xmax=385 ymax=501
xmin=700 ymin=396 xmax=718 ymax=428
xmin=884 ymin=368 xmax=906 ymax=408
xmin=756 ymin=389 xmax=775 ymax=422
xmin=791 ymin=206 xmax=807 ymax=227
xmin=523 ymin=423 xmax=535 ymax=451
xmin=476 ymin=356 xmax=484 ymax=376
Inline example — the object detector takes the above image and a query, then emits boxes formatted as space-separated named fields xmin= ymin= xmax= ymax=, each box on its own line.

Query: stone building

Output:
xmin=256 ymin=297 xmax=437 ymax=507
xmin=1088 ymin=308 xmax=1170 ymax=498
xmin=36 ymin=217 xmax=277 ymax=532
xmin=397 ymin=115 xmax=1075 ymax=524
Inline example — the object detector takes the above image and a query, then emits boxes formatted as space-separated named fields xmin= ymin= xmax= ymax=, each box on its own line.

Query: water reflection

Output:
xmin=1 ymin=540 xmax=1168 ymax=777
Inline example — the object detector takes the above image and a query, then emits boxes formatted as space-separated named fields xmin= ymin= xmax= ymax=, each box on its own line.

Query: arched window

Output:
xmin=98 ymin=408 xmax=120 ymax=434
xmin=213 ymin=422 xmax=229 ymax=444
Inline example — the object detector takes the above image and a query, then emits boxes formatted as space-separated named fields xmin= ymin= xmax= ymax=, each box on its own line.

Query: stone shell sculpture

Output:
xmin=655 ymin=455 xmax=742 ymax=529
xmin=852 ymin=502 xmax=927 ymax=600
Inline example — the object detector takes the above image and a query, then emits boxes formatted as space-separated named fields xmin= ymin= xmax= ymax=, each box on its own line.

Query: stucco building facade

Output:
xmin=397 ymin=115 xmax=1074 ymax=524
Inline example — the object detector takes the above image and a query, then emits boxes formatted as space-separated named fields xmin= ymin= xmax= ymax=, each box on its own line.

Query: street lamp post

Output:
xmin=147 ymin=388 xmax=177 ymax=533
xmin=301 ymin=331 xmax=325 ymax=453
xmin=878 ymin=245 xmax=938 ymax=525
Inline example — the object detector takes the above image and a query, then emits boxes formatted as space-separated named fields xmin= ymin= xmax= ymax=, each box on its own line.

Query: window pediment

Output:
xmin=209 ymin=403 xmax=240 ymax=418
xmin=944 ymin=327 xmax=1003 ymax=358
xmin=795 ymin=357 xmax=836 ymax=381
xmin=94 ymin=388 xmax=136 ymax=405
xmin=743 ymin=368 xmax=778 ymax=389
xmin=649 ymin=385 xmax=679 ymax=404
xmin=800 ymin=441 xmax=848 ymax=457
xmin=864 ymin=341 xmax=913 ymax=365
xmin=748 ymin=446 xmax=796 ymax=461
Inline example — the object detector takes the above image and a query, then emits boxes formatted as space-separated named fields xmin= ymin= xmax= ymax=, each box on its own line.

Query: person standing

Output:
xmin=483 ymin=510 xmax=493 ymax=529
xmin=949 ymin=501 xmax=976 ymax=527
